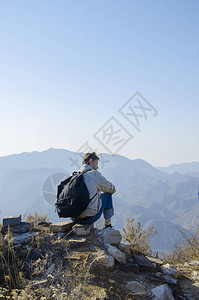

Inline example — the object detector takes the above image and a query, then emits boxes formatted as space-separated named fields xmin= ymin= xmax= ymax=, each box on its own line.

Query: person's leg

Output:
xmin=100 ymin=193 xmax=114 ymax=227
xmin=71 ymin=193 xmax=114 ymax=226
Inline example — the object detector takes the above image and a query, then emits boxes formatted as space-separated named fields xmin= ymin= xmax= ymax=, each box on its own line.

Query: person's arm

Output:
xmin=96 ymin=171 xmax=116 ymax=194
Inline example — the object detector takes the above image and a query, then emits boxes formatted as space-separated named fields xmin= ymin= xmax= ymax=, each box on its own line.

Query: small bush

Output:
xmin=164 ymin=225 xmax=199 ymax=265
xmin=122 ymin=218 xmax=157 ymax=256
xmin=24 ymin=211 xmax=49 ymax=224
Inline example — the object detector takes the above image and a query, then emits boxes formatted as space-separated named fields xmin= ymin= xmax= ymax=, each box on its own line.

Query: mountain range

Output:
xmin=0 ymin=148 xmax=199 ymax=251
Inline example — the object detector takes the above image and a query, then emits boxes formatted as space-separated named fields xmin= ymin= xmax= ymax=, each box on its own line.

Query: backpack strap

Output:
xmin=78 ymin=169 xmax=98 ymax=200
xmin=89 ymin=192 xmax=98 ymax=201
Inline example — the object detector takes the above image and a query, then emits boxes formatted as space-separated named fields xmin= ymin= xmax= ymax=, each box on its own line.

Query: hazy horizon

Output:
xmin=0 ymin=147 xmax=199 ymax=168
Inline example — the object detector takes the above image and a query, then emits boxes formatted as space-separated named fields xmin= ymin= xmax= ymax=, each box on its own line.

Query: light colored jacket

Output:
xmin=78 ymin=164 xmax=116 ymax=217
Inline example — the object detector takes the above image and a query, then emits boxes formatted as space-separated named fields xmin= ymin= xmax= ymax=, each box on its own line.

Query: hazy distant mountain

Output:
xmin=0 ymin=148 xmax=198 ymax=251
xmin=0 ymin=148 xmax=75 ymax=178
xmin=157 ymin=162 xmax=199 ymax=178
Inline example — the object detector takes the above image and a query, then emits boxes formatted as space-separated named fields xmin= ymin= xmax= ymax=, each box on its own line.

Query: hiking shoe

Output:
xmin=103 ymin=224 xmax=113 ymax=229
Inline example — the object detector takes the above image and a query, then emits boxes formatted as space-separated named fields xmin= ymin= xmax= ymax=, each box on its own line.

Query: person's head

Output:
xmin=82 ymin=152 xmax=99 ymax=170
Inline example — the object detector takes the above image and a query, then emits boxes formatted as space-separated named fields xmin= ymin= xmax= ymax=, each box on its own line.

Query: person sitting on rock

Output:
xmin=72 ymin=152 xmax=116 ymax=228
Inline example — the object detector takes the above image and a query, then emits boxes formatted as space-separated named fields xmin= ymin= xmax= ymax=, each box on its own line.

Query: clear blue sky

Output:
xmin=0 ymin=0 xmax=199 ymax=166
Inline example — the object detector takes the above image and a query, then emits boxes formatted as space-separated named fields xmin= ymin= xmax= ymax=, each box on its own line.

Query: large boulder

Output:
xmin=152 ymin=284 xmax=175 ymax=300
xmin=104 ymin=243 xmax=126 ymax=264
xmin=96 ymin=228 xmax=122 ymax=245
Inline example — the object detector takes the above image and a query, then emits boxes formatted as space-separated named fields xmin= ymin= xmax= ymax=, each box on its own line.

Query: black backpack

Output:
xmin=55 ymin=171 xmax=95 ymax=218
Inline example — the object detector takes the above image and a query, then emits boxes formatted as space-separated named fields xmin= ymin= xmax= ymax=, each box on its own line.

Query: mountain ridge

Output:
xmin=0 ymin=148 xmax=199 ymax=251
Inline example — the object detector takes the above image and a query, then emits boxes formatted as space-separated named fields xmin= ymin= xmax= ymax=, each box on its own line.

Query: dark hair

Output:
xmin=82 ymin=152 xmax=99 ymax=165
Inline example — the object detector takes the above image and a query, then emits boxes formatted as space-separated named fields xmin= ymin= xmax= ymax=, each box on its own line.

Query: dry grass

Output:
xmin=0 ymin=212 xmax=99 ymax=299
xmin=163 ymin=225 xmax=199 ymax=265
xmin=0 ymin=227 xmax=24 ymax=290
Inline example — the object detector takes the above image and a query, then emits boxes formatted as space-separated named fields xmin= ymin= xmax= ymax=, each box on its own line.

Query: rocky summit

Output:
xmin=0 ymin=216 xmax=199 ymax=299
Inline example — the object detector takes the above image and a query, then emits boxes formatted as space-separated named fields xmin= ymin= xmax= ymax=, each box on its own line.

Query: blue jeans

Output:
xmin=71 ymin=193 xmax=114 ymax=225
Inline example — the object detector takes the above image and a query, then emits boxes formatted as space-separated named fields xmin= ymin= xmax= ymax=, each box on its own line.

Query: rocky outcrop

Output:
xmin=0 ymin=216 xmax=198 ymax=299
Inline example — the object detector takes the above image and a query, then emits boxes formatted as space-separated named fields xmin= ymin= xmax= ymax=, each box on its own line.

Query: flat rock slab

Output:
xmin=50 ymin=220 xmax=74 ymax=233
xmin=1 ymin=222 xmax=33 ymax=234
xmin=73 ymin=223 xmax=94 ymax=236
xmin=126 ymin=281 xmax=145 ymax=295
xmin=132 ymin=254 xmax=156 ymax=272
xmin=3 ymin=215 xmax=21 ymax=226
xmin=68 ymin=238 xmax=86 ymax=248
xmin=119 ymin=262 xmax=139 ymax=274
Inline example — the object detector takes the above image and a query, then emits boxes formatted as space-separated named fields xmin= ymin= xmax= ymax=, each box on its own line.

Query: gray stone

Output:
xmin=50 ymin=220 xmax=74 ymax=233
xmin=1 ymin=222 xmax=33 ymax=234
xmin=68 ymin=238 xmax=86 ymax=248
xmin=161 ymin=263 xmax=181 ymax=278
xmin=104 ymin=243 xmax=126 ymax=264
xmin=73 ymin=223 xmax=94 ymax=236
xmin=163 ymin=275 xmax=178 ymax=285
xmin=3 ymin=215 xmax=21 ymax=226
xmin=132 ymin=254 xmax=156 ymax=272
xmin=119 ymin=262 xmax=139 ymax=273
xmin=11 ymin=232 xmax=38 ymax=245
xmin=152 ymin=284 xmax=175 ymax=300
xmin=126 ymin=281 xmax=145 ymax=295
xmin=97 ymin=228 xmax=122 ymax=245
xmin=46 ymin=264 xmax=55 ymax=276
xmin=118 ymin=242 xmax=132 ymax=255
xmin=95 ymin=254 xmax=115 ymax=269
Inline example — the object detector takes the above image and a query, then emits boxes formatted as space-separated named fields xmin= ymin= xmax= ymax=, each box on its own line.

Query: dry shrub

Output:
xmin=164 ymin=225 xmax=199 ymax=265
xmin=24 ymin=211 xmax=49 ymax=223
xmin=122 ymin=218 xmax=157 ymax=256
